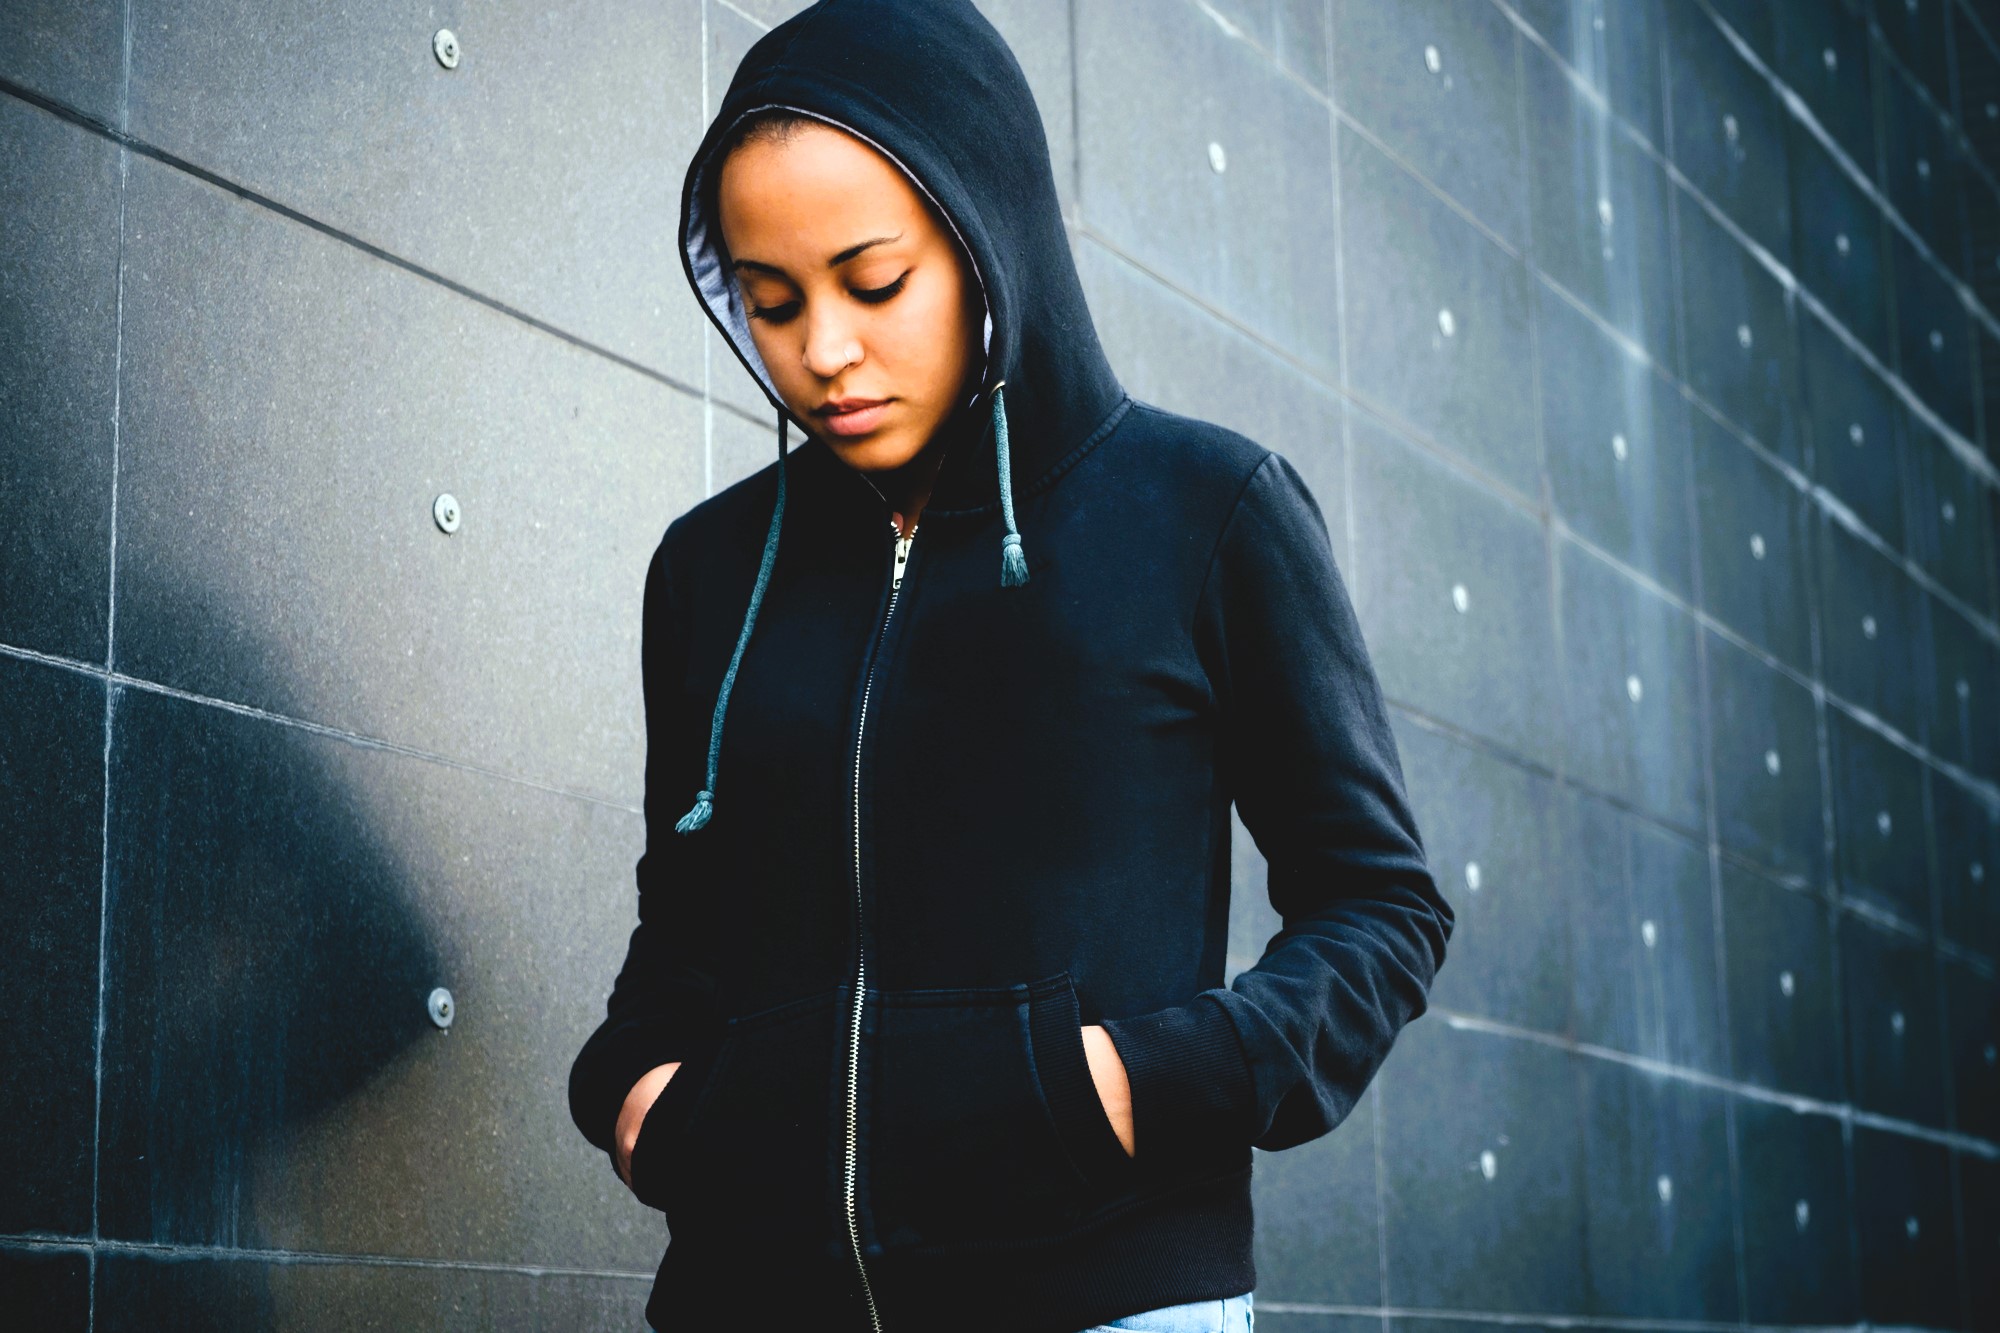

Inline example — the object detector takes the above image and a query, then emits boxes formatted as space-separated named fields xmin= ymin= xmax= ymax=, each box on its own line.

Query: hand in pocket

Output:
xmin=615 ymin=1060 xmax=682 ymax=1191
xmin=1081 ymin=1024 xmax=1135 ymax=1157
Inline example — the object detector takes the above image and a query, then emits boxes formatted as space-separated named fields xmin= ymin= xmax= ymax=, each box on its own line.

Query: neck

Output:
xmin=876 ymin=445 xmax=947 ymax=534
xmin=851 ymin=388 xmax=983 ymax=535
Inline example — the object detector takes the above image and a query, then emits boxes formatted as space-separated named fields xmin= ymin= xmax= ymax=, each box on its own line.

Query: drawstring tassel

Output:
xmin=1001 ymin=531 xmax=1026 ymax=585
xmin=675 ymin=789 xmax=714 ymax=833
xmin=992 ymin=381 xmax=1029 ymax=586
xmin=677 ymin=412 xmax=791 ymax=833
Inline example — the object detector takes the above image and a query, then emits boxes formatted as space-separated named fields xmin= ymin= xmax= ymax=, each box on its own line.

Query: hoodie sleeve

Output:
xmin=567 ymin=527 xmax=722 ymax=1163
xmin=1100 ymin=449 xmax=1453 ymax=1161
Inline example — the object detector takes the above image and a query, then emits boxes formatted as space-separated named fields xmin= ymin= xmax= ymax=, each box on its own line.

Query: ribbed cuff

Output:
xmin=1099 ymin=993 xmax=1256 ymax=1164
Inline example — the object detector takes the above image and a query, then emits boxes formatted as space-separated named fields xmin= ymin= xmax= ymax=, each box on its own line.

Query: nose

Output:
xmin=801 ymin=302 xmax=862 ymax=380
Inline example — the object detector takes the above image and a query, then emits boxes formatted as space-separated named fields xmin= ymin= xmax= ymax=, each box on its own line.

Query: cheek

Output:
xmin=748 ymin=324 xmax=803 ymax=393
xmin=885 ymin=287 xmax=971 ymax=390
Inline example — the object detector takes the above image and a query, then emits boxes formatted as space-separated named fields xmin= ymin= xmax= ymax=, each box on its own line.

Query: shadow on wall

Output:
xmin=96 ymin=669 xmax=444 ymax=1327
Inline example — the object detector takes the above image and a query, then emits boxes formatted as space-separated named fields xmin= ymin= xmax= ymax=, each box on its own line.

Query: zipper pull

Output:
xmin=892 ymin=529 xmax=914 ymax=589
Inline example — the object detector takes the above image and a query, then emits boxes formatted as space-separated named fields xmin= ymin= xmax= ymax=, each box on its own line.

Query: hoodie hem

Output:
xmin=866 ymin=1163 xmax=1256 ymax=1332
xmin=646 ymin=1163 xmax=1255 ymax=1333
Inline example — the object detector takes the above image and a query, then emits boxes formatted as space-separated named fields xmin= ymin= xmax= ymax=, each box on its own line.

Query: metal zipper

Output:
xmin=845 ymin=515 xmax=912 ymax=1333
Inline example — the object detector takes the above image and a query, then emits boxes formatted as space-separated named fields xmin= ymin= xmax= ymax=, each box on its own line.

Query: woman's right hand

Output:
xmin=615 ymin=1061 xmax=683 ymax=1191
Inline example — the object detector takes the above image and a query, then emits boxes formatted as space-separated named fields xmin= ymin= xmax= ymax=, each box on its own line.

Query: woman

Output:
xmin=567 ymin=3 xmax=1452 ymax=1331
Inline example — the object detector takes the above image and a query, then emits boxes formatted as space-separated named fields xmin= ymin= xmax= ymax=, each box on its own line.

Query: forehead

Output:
xmin=718 ymin=124 xmax=937 ymax=251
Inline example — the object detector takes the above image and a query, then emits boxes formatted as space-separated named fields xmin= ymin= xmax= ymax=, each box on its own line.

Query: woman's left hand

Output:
xmin=1081 ymin=1024 xmax=1136 ymax=1157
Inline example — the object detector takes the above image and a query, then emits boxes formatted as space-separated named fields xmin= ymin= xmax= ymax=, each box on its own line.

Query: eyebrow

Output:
xmin=730 ymin=232 xmax=904 ymax=276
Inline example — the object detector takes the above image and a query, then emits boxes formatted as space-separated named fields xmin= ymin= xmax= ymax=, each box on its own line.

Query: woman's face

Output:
xmin=717 ymin=121 xmax=985 ymax=482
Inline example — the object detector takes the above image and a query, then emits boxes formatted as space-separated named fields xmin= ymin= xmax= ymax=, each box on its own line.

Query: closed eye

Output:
xmin=746 ymin=270 xmax=910 ymax=323
xmin=853 ymin=271 xmax=909 ymax=304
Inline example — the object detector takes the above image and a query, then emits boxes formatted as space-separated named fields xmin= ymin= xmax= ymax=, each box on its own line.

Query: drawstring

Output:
xmin=675 ymin=413 xmax=790 ymax=834
xmin=993 ymin=380 xmax=1029 ymax=586
xmin=678 ymin=380 xmax=1025 ymax=834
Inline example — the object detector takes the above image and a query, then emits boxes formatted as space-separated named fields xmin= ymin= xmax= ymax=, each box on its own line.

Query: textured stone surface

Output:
xmin=4 ymin=0 xmax=1993 ymax=1326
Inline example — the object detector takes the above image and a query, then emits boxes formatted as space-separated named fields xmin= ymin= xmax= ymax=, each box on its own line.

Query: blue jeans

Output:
xmin=1076 ymin=1290 xmax=1254 ymax=1333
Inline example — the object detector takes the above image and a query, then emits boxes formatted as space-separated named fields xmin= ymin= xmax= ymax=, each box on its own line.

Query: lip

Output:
xmin=816 ymin=397 xmax=893 ymax=437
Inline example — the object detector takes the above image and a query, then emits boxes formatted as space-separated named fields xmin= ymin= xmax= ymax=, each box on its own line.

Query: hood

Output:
xmin=677 ymin=0 xmax=1126 ymax=520
xmin=667 ymin=0 xmax=1127 ymax=834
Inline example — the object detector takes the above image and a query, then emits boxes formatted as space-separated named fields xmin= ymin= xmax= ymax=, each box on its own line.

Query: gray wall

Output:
xmin=2 ymin=0 xmax=1996 ymax=1328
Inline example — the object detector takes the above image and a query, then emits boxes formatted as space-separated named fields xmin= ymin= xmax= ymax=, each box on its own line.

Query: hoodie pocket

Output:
xmin=626 ymin=1032 xmax=724 ymax=1216
xmin=861 ymin=970 xmax=1137 ymax=1254
xmin=629 ymin=986 xmax=845 ymax=1248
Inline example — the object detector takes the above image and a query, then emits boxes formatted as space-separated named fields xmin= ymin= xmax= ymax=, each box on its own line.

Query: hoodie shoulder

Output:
xmin=1119 ymin=398 xmax=1277 ymax=496
xmin=656 ymin=451 xmax=787 ymax=566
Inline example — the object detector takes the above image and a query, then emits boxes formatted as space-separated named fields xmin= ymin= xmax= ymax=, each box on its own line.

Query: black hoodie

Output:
xmin=567 ymin=3 xmax=1452 ymax=1329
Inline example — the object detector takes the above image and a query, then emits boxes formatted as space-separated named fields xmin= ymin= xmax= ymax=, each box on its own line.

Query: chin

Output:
xmin=821 ymin=430 xmax=922 ymax=471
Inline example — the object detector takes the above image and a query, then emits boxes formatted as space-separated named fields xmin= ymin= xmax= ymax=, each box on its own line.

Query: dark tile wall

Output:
xmin=4 ymin=0 xmax=1998 ymax=1329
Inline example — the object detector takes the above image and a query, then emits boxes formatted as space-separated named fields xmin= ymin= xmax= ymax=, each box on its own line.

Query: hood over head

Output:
xmin=679 ymin=0 xmax=1126 ymax=517
xmin=669 ymin=0 xmax=1126 ymax=833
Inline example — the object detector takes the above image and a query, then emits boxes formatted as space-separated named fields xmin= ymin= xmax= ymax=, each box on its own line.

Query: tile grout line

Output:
xmin=1956 ymin=0 xmax=1992 ymax=482
xmin=16 ymin=37 xmax=1994 ymax=679
xmin=1326 ymin=1 xmax=1355 ymax=632
xmin=1373 ymin=644 xmax=1993 ymax=977
xmin=88 ymin=6 xmax=135 ymax=1321
xmin=1797 ymin=90 xmax=1855 ymax=1291
xmin=1512 ymin=0 xmax=1566 ymax=822
xmin=18 ymin=2 xmax=1991 ymax=1316
xmin=0 ymin=642 xmax=642 ymax=817
xmin=36 ymin=523 xmax=1984 ymax=980
xmin=0 ymin=1233 xmax=657 ymax=1282
xmin=1870 ymin=0 xmax=2000 ymax=222
xmin=1512 ymin=6 xmax=1575 ymax=944
xmin=53 ymin=599 xmax=1964 ymax=962
xmin=1438 ymin=1008 xmax=2000 ymax=1161
xmin=1250 ymin=1300 xmax=1871 ymax=1332
xmin=1568 ymin=1040 xmax=1600 ymax=1316
xmin=1185 ymin=0 xmax=1323 ymax=111
xmin=1661 ymin=18 xmax=1756 ymax=1311
xmin=1922 ymin=716 xmax=1975 ymax=1323
xmin=712 ymin=0 xmax=767 ymax=31
xmin=1703 ymin=0 xmax=2000 ymax=347
xmin=1067 ymin=0 xmax=1082 ymax=228
xmin=1691 ymin=0 xmax=2000 ymax=491
xmin=1369 ymin=1079 xmax=1389 ymax=1315
xmin=1959 ymin=0 xmax=2000 ymax=66
xmin=1496 ymin=0 xmax=2000 ymax=544
xmin=1326 ymin=10 xmax=1388 ymax=1311
xmin=1912 ymin=82 xmax=1979 ymax=1260
xmin=701 ymin=0 xmax=714 ymax=501
xmin=1083 ymin=182 xmax=2000 ymax=670
xmin=8 ymin=3 xmax=1993 ymax=639
xmin=0 ymin=75 xmax=703 ymax=406
xmin=1830 ymin=37 xmax=1901 ymax=1308
xmin=1836 ymin=1109 xmax=1864 ymax=1331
